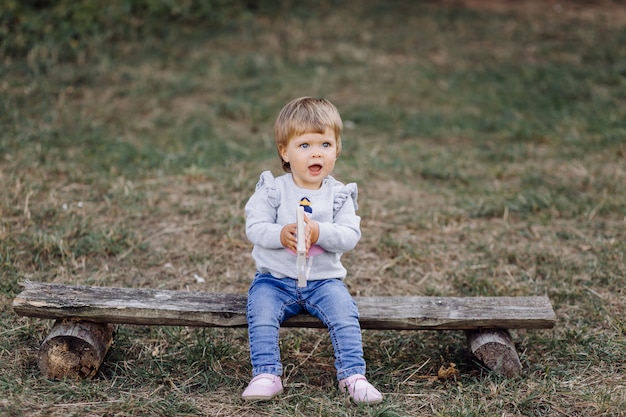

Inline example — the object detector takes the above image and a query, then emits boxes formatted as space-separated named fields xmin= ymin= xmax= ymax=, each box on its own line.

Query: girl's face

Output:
xmin=280 ymin=128 xmax=338 ymax=189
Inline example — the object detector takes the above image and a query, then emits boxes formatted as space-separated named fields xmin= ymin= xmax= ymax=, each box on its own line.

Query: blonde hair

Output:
xmin=274 ymin=97 xmax=343 ymax=173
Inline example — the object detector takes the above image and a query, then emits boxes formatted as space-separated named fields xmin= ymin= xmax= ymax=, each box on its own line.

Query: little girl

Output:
xmin=242 ymin=97 xmax=383 ymax=405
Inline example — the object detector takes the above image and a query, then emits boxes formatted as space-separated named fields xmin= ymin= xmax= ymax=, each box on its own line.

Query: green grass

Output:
xmin=1 ymin=1 xmax=625 ymax=416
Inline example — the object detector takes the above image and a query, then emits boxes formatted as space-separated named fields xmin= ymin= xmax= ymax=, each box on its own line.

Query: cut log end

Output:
xmin=467 ymin=329 xmax=522 ymax=378
xmin=38 ymin=320 xmax=114 ymax=380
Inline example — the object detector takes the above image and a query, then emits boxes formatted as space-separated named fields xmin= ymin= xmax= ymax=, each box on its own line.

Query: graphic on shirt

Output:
xmin=299 ymin=197 xmax=312 ymax=214
xmin=296 ymin=196 xmax=324 ymax=257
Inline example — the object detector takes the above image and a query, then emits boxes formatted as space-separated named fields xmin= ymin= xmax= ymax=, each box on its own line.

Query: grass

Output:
xmin=1 ymin=0 xmax=625 ymax=416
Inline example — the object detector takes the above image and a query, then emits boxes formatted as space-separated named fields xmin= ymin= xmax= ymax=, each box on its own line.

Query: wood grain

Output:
xmin=14 ymin=281 xmax=556 ymax=330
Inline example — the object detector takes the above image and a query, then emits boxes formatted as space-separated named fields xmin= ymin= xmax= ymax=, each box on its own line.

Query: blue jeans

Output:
xmin=246 ymin=272 xmax=366 ymax=381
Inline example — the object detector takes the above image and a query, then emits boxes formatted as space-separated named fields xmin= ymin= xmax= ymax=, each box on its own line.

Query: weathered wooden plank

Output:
xmin=13 ymin=281 xmax=556 ymax=330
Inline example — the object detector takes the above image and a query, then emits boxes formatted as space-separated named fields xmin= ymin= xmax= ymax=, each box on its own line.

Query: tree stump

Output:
xmin=38 ymin=319 xmax=114 ymax=380
xmin=466 ymin=329 xmax=522 ymax=377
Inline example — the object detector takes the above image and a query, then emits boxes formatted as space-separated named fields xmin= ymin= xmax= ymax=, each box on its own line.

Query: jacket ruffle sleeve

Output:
xmin=256 ymin=170 xmax=280 ymax=208
xmin=245 ymin=171 xmax=284 ymax=249
xmin=333 ymin=181 xmax=358 ymax=214
xmin=315 ymin=179 xmax=361 ymax=253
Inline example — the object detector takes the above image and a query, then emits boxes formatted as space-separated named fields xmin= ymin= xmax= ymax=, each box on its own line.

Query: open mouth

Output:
xmin=308 ymin=164 xmax=323 ymax=174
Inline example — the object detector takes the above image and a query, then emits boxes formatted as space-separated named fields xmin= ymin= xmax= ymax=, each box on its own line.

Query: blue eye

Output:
xmin=300 ymin=143 xmax=309 ymax=149
xmin=322 ymin=142 xmax=331 ymax=148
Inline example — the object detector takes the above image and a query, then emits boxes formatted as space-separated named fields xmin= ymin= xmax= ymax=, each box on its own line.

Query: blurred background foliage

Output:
xmin=0 ymin=0 xmax=279 ymax=59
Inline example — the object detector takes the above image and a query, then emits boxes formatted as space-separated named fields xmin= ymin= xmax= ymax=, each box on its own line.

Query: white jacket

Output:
xmin=245 ymin=171 xmax=360 ymax=280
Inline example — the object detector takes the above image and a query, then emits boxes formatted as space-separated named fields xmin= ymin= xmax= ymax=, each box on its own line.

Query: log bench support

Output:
xmin=38 ymin=319 xmax=115 ymax=380
xmin=13 ymin=281 xmax=556 ymax=380
xmin=466 ymin=329 xmax=521 ymax=377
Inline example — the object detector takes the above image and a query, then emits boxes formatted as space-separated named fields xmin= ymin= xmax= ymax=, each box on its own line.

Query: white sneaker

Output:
xmin=241 ymin=373 xmax=283 ymax=401
xmin=339 ymin=374 xmax=383 ymax=405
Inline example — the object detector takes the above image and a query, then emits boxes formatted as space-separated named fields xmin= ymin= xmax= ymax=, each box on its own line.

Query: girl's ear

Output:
xmin=279 ymin=146 xmax=288 ymax=163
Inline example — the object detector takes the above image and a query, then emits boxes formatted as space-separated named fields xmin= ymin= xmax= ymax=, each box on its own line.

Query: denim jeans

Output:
xmin=246 ymin=272 xmax=366 ymax=381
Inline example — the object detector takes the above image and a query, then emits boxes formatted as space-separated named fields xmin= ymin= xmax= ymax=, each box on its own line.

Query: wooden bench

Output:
xmin=13 ymin=281 xmax=556 ymax=380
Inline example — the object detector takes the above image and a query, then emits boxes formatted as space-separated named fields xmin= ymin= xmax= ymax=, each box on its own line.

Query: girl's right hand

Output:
xmin=280 ymin=223 xmax=298 ymax=252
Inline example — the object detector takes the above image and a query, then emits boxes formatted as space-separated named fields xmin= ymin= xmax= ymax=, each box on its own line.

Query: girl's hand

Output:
xmin=304 ymin=216 xmax=319 ymax=251
xmin=280 ymin=223 xmax=298 ymax=253
xmin=281 ymin=218 xmax=319 ymax=255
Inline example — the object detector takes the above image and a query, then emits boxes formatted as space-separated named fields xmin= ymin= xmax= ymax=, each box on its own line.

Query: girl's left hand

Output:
xmin=304 ymin=216 xmax=319 ymax=254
